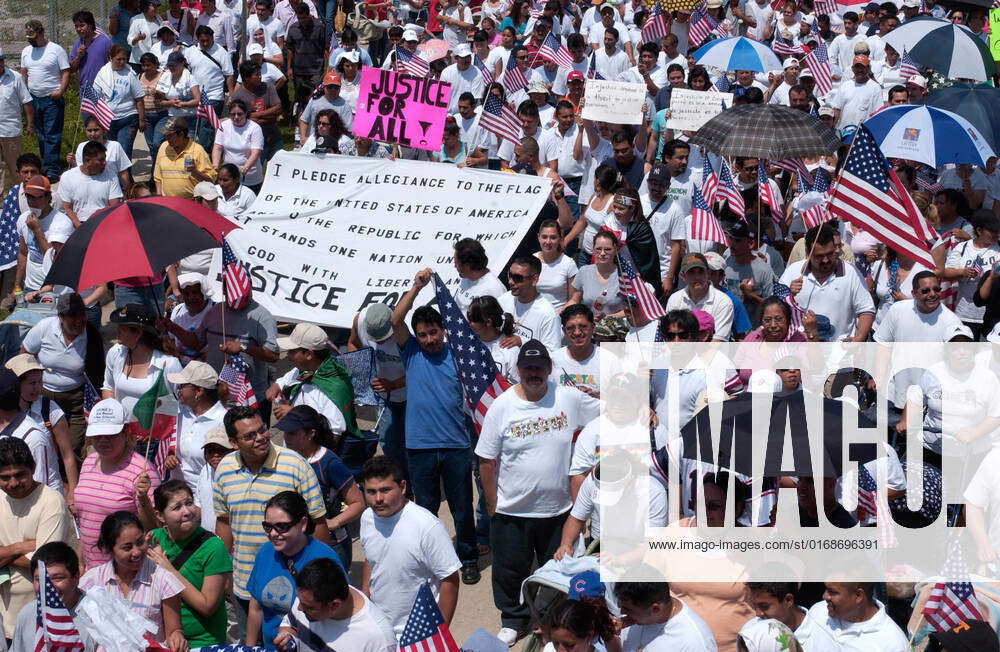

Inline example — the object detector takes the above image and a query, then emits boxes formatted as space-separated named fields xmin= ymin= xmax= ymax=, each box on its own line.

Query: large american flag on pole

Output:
xmin=539 ymin=31 xmax=574 ymax=69
xmin=0 ymin=184 xmax=22 ymax=271
xmin=923 ymin=538 xmax=985 ymax=631
xmin=221 ymin=354 xmax=259 ymax=408
xmin=395 ymin=46 xmax=430 ymax=77
xmin=399 ymin=583 xmax=460 ymax=652
xmin=828 ymin=125 xmax=936 ymax=270
xmin=479 ymin=94 xmax=521 ymax=145
xmin=222 ymin=238 xmax=251 ymax=310
xmin=689 ymin=184 xmax=730 ymax=246
xmin=618 ymin=245 xmax=666 ymax=320
xmin=33 ymin=561 xmax=84 ymax=651
xmin=432 ymin=273 xmax=511 ymax=433
xmin=79 ymin=84 xmax=114 ymax=132
xmin=802 ymin=22 xmax=833 ymax=95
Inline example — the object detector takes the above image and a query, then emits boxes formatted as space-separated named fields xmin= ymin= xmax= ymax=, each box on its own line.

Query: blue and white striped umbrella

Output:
xmin=862 ymin=105 xmax=995 ymax=168
xmin=690 ymin=36 xmax=782 ymax=73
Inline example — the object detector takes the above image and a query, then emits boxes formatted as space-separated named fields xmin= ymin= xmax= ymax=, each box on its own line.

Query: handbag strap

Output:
xmin=168 ymin=530 xmax=214 ymax=570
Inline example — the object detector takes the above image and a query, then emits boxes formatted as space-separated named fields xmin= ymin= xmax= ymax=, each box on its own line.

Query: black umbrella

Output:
xmin=928 ymin=83 xmax=1000 ymax=155
xmin=689 ymin=104 xmax=842 ymax=159
xmin=677 ymin=391 xmax=879 ymax=479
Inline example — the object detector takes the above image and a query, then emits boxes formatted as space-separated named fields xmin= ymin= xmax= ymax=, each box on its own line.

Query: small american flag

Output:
xmin=701 ymin=154 xmax=719 ymax=205
xmin=479 ymin=94 xmax=521 ymax=146
xmin=688 ymin=2 xmax=722 ymax=47
xmin=196 ymin=92 xmax=220 ymax=130
xmin=221 ymin=354 xmax=259 ymax=408
xmin=802 ymin=24 xmax=833 ymax=96
xmin=501 ymin=52 xmax=529 ymax=93
xmin=642 ymin=4 xmax=670 ymax=44
xmin=618 ymin=246 xmax=666 ymax=320
xmin=774 ymin=157 xmax=810 ymax=183
xmin=812 ymin=167 xmax=830 ymax=193
xmin=400 ymin=583 xmax=459 ymax=652
xmin=718 ymin=158 xmax=745 ymax=218
xmin=971 ymin=255 xmax=986 ymax=277
xmin=79 ymin=84 xmax=114 ymax=132
xmin=222 ymin=237 xmax=251 ymax=310
xmin=539 ymin=31 xmax=574 ymax=69
xmin=689 ymin=184 xmax=729 ymax=246
xmin=923 ymin=538 xmax=985 ymax=631
xmin=856 ymin=464 xmax=877 ymax=521
xmin=900 ymin=49 xmax=919 ymax=81
xmin=82 ymin=379 xmax=99 ymax=420
xmin=0 ymin=184 xmax=22 ymax=271
xmin=33 ymin=560 xmax=84 ymax=651
xmin=802 ymin=201 xmax=832 ymax=229
xmin=758 ymin=162 xmax=782 ymax=223
xmin=772 ymin=36 xmax=808 ymax=57
xmin=586 ymin=51 xmax=604 ymax=80
xmin=709 ymin=72 xmax=732 ymax=93
xmin=395 ymin=46 xmax=430 ymax=77
xmin=772 ymin=281 xmax=805 ymax=332
xmin=432 ymin=273 xmax=511 ymax=433
xmin=473 ymin=55 xmax=494 ymax=85
xmin=916 ymin=167 xmax=943 ymax=194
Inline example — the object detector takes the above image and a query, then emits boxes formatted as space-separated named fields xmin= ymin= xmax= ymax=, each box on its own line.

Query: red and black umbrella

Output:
xmin=45 ymin=197 xmax=241 ymax=289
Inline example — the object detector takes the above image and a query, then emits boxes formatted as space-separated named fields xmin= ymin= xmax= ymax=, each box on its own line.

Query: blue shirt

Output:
xmin=309 ymin=449 xmax=355 ymax=543
xmin=400 ymin=337 xmax=469 ymax=449
xmin=720 ymin=286 xmax=752 ymax=335
xmin=246 ymin=536 xmax=345 ymax=649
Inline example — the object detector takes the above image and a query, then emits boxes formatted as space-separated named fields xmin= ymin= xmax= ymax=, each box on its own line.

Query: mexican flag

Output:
xmin=132 ymin=370 xmax=178 ymax=441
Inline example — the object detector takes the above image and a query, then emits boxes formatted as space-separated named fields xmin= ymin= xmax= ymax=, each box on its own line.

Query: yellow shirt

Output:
xmin=153 ymin=139 xmax=216 ymax=198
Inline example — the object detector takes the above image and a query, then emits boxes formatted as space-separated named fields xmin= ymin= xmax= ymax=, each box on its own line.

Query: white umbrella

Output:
xmin=883 ymin=16 xmax=994 ymax=82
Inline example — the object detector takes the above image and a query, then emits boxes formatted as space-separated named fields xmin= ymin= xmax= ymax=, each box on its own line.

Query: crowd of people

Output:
xmin=1 ymin=0 xmax=1000 ymax=649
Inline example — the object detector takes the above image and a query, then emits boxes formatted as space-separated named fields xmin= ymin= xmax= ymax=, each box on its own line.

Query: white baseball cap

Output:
xmin=177 ymin=272 xmax=205 ymax=289
xmin=246 ymin=43 xmax=264 ymax=56
xmin=402 ymin=29 xmax=419 ymax=41
xmin=453 ymin=43 xmax=472 ymax=58
xmin=703 ymin=251 xmax=726 ymax=272
xmin=87 ymin=398 xmax=127 ymax=436
xmin=167 ymin=360 xmax=219 ymax=389
xmin=782 ymin=57 xmax=800 ymax=69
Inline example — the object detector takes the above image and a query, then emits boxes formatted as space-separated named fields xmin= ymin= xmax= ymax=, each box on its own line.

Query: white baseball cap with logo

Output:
xmin=87 ymin=398 xmax=127 ymax=436
xmin=277 ymin=323 xmax=329 ymax=351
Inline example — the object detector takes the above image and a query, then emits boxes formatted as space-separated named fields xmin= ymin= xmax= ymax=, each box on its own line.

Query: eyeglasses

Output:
xmin=917 ymin=286 xmax=942 ymax=294
xmin=261 ymin=520 xmax=297 ymax=534
xmin=235 ymin=425 xmax=269 ymax=443
xmin=760 ymin=316 xmax=787 ymax=325
xmin=663 ymin=331 xmax=693 ymax=340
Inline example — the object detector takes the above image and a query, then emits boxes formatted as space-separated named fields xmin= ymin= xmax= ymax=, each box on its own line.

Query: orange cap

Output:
xmin=23 ymin=175 xmax=50 ymax=197
xmin=323 ymin=69 xmax=342 ymax=86
xmin=852 ymin=54 xmax=869 ymax=67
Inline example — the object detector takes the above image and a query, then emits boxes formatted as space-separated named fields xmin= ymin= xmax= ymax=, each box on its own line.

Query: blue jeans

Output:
xmin=319 ymin=0 xmax=338 ymax=37
xmin=144 ymin=110 xmax=169 ymax=158
xmin=376 ymin=401 xmax=408 ymax=486
xmin=114 ymin=283 xmax=166 ymax=315
xmin=108 ymin=114 xmax=140 ymax=161
xmin=196 ymin=100 xmax=224 ymax=152
xmin=31 ymin=95 xmax=65 ymax=181
xmin=563 ymin=176 xmax=582 ymax=223
xmin=407 ymin=447 xmax=477 ymax=564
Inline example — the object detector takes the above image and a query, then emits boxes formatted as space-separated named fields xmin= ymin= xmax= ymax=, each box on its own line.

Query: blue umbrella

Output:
xmin=928 ymin=83 xmax=1000 ymax=154
xmin=862 ymin=105 xmax=995 ymax=167
xmin=690 ymin=36 xmax=782 ymax=73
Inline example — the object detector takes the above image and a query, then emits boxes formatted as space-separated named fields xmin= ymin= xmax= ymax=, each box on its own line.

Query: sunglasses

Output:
xmin=261 ymin=520 xmax=297 ymax=534
xmin=663 ymin=331 xmax=693 ymax=340
xmin=508 ymin=272 xmax=532 ymax=283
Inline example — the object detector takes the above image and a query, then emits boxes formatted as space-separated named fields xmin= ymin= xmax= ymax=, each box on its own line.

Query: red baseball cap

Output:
xmin=567 ymin=70 xmax=585 ymax=82
xmin=323 ymin=69 xmax=342 ymax=86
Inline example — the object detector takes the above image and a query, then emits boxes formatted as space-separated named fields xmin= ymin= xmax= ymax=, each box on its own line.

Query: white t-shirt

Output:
xmin=19 ymin=42 xmax=70 ymax=97
xmin=571 ymin=469 xmax=668 ymax=538
xmin=454 ymin=272 xmax=507 ymax=313
xmin=439 ymin=63 xmax=485 ymax=115
xmin=919 ymin=360 xmax=1000 ymax=455
xmin=441 ymin=5 xmax=473 ymax=46
xmin=945 ymin=239 xmax=1000 ymax=323
xmin=795 ymin=600 xmax=907 ymax=652
xmin=195 ymin=463 xmax=217 ymax=531
xmin=497 ymin=292 xmax=562 ymax=351
xmin=57 ymin=166 xmax=123 ymax=223
xmin=216 ymin=184 xmax=256 ymax=219
xmin=874 ymin=300 xmax=962 ymax=344
xmin=74 ymin=140 xmax=131 ymax=177
xmin=93 ymin=65 xmax=144 ymax=116
xmin=743 ymin=0 xmax=774 ymax=41
xmin=593 ymin=49 xmax=632 ymax=82
xmin=185 ymin=44 xmax=233 ymax=101
xmin=778 ymin=262 xmax=875 ymax=341
xmin=17 ymin=207 xmax=73 ymax=291
xmin=169 ymin=300 xmax=213 ymax=364
xmin=359 ymin=501 xmax=462 ymax=635
xmin=665 ymin=286 xmax=735 ymax=341
xmin=644 ymin=197 xmax=686 ymax=281
xmin=534 ymin=253 xmax=577 ymax=310
xmin=21 ymin=316 xmax=87 ymax=392
xmin=0 ymin=69 xmax=30 ymax=138
xmin=127 ymin=15 xmax=163 ymax=63
xmin=620 ymin=599 xmax=718 ymax=651
xmin=550 ymin=346 xmax=599 ymax=395
xmin=214 ymin=119 xmax=265 ymax=186
xmin=475 ymin=382 xmax=598 ymax=517
xmin=281 ymin=588 xmax=397 ymax=652
xmin=834 ymin=78 xmax=883 ymax=129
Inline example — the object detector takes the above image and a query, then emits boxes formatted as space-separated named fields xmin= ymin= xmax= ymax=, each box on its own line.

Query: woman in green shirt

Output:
xmin=147 ymin=479 xmax=232 ymax=646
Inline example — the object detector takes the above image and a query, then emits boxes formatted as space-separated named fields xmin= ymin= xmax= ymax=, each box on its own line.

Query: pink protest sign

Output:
xmin=353 ymin=67 xmax=452 ymax=152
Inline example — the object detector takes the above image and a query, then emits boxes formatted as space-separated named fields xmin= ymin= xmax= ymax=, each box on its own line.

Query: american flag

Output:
xmin=196 ymin=91 xmax=220 ymax=130
xmin=802 ymin=21 xmax=833 ymax=95
xmin=774 ymin=158 xmax=810 ymax=183
xmin=900 ymin=49 xmax=919 ymax=81
xmin=758 ymin=162 xmax=782 ymax=222
xmin=812 ymin=167 xmax=830 ymax=193
xmin=701 ymin=154 xmax=719 ymax=204
xmin=802 ymin=201 xmax=832 ymax=229
xmin=221 ymin=354 xmax=258 ymax=408
xmin=618 ymin=246 xmax=666 ymax=320
xmin=222 ymin=237 xmax=251 ymax=310
xmin=79 ymin=84 xmax=114 ymax=132
xmin=399 ymin=583 xmax=460 ymax=652
xmin=772 ymin=36 xmax=808 ymax=57
xmin=718 ymin=158 xmax=745 ymax=218
xmin=855 ymin=464 xmax=877 ymax=521
xmin=395 ymin=46 xmax=430 ymax=77
xmin=710 ymin=72 xmax=731 ymax=93
xmin=971 ymin=255 xmax=986 ymax=277
xmin=432 ymin=273 xmax=511 ymax=432
xmin=813 ymin=0 xmax=837 ymax=15
xmin=586 ymin=52 xmax=604 ymax=80
xmin=642 ymin=4 xmax=670 ymax=44
xmin=828 ymin=125 xmax=936 ymax=269
xmin=539 ymin=31 xmax=574 ymax=69
xmin=689 ymin=184 xmax=730 ymax=246
xmin=501 ymin=52 xmax=529 ymax=93
xmin=0 ymin=184 xmax=21 ymax=271
xmin=82 ymin=379 xmax=99 ymax=420
xmin=473 ymin=55 xmax=494 ymax=85
xmin=479 ymin=94 xmax=521 ymax=145
xmin=916 ymin=167 xmax=943 ymax=194
xmin=923 ymin=538 xmax=985 ymax=631
xmin=688 ymin=2 xmax=723 ymax=47
xmin=33 ymin=560 xmax=84 ymax=651
xmin=772 ymin=281 xmax=805 ymax=331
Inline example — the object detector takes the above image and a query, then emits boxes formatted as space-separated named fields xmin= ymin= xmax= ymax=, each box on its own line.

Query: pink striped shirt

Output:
xmin=74 ymin=452 xmax=161 ymax=569
xmin=79 ymin=557 xmax=183 ymax=642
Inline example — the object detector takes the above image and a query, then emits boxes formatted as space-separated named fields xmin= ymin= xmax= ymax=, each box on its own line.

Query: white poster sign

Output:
xmin=210 ymin=151 xmax=551 ymax=328
xmin=581 ymin=79 xmax=648 ymax=125
xmin=665 ymin=88 xmax=734 ymax=132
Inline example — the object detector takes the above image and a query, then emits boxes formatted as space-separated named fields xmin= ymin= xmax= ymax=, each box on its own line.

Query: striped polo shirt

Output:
xmin=213 ymin=444 xmax=325 ymax=599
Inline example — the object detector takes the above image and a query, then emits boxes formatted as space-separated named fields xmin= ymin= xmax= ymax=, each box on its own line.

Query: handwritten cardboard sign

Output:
xmin=665 ymin=88 xmax=734 ymax=132
xmin=353 ymin=67 xmax=452 ymax=151
xmin=581 ymin=79 xmax=648 ymax=125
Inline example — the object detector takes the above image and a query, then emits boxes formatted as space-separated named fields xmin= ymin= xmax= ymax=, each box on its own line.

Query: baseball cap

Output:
xmin=852 ymin=54 xmax=869 ymax=67
xmin=782 ymin=57 xmax=799 ymax=69
xmin=799 ymin=68 xmax=813 ymax=78
xmin=323 ymin=69 xmax=342 ymax=86
xmin=87 ymin=398 xmax=127 ymax=436
xmin=863 ymin=1 xmax=879 ymax=10
xmin=277 ymin=322 xmax=329 ymax=351
xmin=56 ymin=293 xmax=85 ymax=316
xmin=567 ymin=571 xmax=606 ymax=601
xmin=599 ymin=3 xmax=615 ymax=13
xmin=5 ymin=353 xmax=43 ymax=378
xmin=907 ymin=74 xmax=927 ymax=89
xmin=692 ymin=309 xmax=715 ymax=333
xmin=177 ymin=272 xmax=204 ymax=289
xmin=818 ymin=106 xmax=835 ymax=117
xmin=703 ymin=251 xmax=726 ymax=271
xmin=23 ymin=175 xmax=50 ymax=197
xmin=246 ymin=43 xmax=264 ymax=56
xmin=728 ymin=221 xmax=754 ymax=240
xmin=166 ymin=360 xmax=219 ymax=389
xmin=192 ymin=181 xmax=220 ymax=200
xmin=680 ymin=252 xmax=708 ymax=274
xmin=567 ymin=70 xmax=584 ymax=82
xmin=402 ymin=29 xmax=419 ymax=41
xmin=273 ymin=404 xmax=326 ymax=433
xmin=453 ymin=43 xmax=472 ymax=58
xmin=527 ymin=80 xmax=549 ymax=94
xmin=363 ymin=304 xmax=393 ymax=342
xmin=928 ymin=620 xmax=1000 ymax=652
xmin=516 ymin=339 xmax=551 ymax=367
xmin=202 ymin=426 xmax=235 ymax=451
xmin=647 ymin=164 xmax=670 ymax=186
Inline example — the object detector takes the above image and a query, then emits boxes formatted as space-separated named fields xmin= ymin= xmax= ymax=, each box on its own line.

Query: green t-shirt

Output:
xmin=150 ymin=526 xmax=232 ymax=646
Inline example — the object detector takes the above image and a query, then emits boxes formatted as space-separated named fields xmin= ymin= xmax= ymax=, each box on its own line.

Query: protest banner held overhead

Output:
xmin=210 ymin=151 xmax=551 ymax=328
xmin=353 ymin=67 xmax=452 ymax=151
xmin=580 ymin=79 xmax=647 ymax=125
